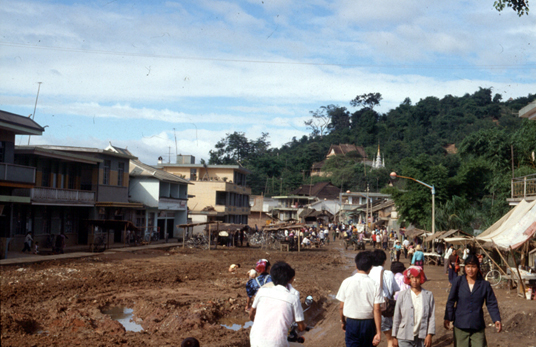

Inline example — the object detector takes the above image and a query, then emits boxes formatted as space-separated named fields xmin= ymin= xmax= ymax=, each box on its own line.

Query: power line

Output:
xmin=1 ymin=41 xmax=535 ymax=70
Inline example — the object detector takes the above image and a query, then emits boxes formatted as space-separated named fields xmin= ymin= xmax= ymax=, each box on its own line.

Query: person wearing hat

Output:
xmin=411 ymin=245 xmax=425 ymax=269
xmin=245 ymin=259 xmax=272 ymax=312
xmin=392 ymin=266 xmax=435 ymax=347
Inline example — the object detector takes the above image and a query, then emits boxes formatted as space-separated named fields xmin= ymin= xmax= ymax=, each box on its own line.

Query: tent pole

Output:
xmin=182 ymin=226 xmax=185 ymax=249
xmin=510 ymin=246 xmax=527 ymax=298
xmin=474 ymin=239 xmax=508 ymax=277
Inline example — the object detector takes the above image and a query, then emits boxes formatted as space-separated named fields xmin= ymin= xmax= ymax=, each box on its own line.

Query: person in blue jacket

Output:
xmin=444 ymin=254 xmax=502 ymax=347
xmin=411 ymin=245 xmax=425 ymax=268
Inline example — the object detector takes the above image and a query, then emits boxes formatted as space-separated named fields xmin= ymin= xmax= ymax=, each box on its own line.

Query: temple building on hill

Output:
xmin=371 ymin=143 xmax=385 ymax=169
xmin=311 ymin=144 xmax=371 ymax=177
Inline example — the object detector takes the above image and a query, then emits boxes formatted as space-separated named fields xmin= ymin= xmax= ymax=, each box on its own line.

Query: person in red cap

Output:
xmin=245 ymin=259 xmax=272 ymax=311
xmin=392 ymin=266 xmax=435 ymax=347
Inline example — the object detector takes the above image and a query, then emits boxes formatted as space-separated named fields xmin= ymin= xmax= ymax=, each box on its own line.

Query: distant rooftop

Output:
xmin=34 ymin=145 xmax=137 ymax=160
xmin=157 ymin=162 xmax=252 ymax=175
xmin=0 ymin=110 xmax=45 ymax=135
xmin=519 ymin=100 xmax=536 ymax=120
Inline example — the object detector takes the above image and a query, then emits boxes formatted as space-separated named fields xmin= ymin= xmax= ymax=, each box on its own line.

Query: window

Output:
xmin=215 ymin=191 xmax=226 ymax=205
xmin=117 ymin=162 xmax=125 ymax=186
xmin=103 ymin=160 xmax=111 ymax=185
xmin=41 ymin=164 xmax=50 ymax=187
xmin=68 ymin=167 xmax=77 ymax=189
xmin=190 ymin=168 xmax=197 ymax=180
xmin=0 ymin=142 xmax=5 ymax=162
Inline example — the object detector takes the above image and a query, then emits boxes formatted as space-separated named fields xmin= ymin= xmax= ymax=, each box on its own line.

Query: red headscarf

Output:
xmin=255 ymin=259 xmax=270 ymax=274
xmin=403 ymin=265 xmax=426 ymax=285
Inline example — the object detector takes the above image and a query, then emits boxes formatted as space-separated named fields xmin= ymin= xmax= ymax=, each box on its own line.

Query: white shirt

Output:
xmin=444 ymin=248 xmax=453 ymax=259
xmin=403 ymin=239 xmax=410 ymax=248
xmin=319 ymin=230 xmax=325 ymax=239
xmin=302 ymin=237 xmax=311 ymax=245
xmin=368 ymin=266 xmax=400 ymax=299
xmin=25 ymin=234 xmax=33 ymax=244
xmin=463 ymin=249 xmax=470 ymax=260
xmin=250 ymin=285 xmax=305 ymax=347
xmin=336 ymin=273 xmax=384 ymax=320
xmin=410 ymin=290 xmax=423 ymax=337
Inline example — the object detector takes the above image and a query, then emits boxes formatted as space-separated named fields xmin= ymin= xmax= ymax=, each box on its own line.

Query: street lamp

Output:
xmin=390 ymin=172 xmax=436 ymax=235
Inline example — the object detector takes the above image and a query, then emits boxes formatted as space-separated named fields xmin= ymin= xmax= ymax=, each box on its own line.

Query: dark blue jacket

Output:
xmin=444 ymin=275 xmax=501 ymax=331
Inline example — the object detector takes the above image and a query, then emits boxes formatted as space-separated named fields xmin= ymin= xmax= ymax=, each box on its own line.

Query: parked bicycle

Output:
xmin=186 ymin=234 xmax=208 ymax=248
xmin=481 ymin=257 xmax=502 ymax=287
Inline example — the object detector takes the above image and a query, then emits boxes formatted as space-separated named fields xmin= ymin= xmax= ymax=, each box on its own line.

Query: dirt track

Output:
xmin=1 ymin=242 xmax=535 ymax=347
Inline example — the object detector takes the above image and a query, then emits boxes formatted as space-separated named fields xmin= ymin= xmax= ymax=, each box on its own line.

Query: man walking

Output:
xmin=249 ymin=261 xmax=305 ymax=347
xmin=337 ymin=251 xmax=383 ymax=347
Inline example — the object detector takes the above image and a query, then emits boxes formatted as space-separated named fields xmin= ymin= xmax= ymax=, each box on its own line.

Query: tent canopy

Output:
xmin=476 ymin=199 xmax=536 ymax=250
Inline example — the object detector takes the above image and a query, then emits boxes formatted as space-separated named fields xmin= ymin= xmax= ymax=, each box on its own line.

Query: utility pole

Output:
xmin=28 ymin=82 xmax=42 ymax=145
xmin=366 ymin=183 xmax=369 ymax=234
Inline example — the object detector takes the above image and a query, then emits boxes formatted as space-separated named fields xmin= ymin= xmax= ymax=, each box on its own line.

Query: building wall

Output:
xmin=186 ymin=181 xmax=250 ymax=213
xmin=129 ymin=177 xmax=159 ymax=207
xmin=97 ymin=185 xmax=129 ymax=202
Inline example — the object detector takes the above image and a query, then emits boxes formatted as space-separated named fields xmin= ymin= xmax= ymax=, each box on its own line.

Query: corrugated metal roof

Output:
xmin=130 ymin=159 xmax=192 ymax=185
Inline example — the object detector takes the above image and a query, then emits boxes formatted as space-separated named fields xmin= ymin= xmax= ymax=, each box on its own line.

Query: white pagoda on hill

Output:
xmin=372 ymin=143 xmax=385 ymax=169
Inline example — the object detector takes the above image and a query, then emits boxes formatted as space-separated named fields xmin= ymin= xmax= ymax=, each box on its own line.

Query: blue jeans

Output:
xmin=345 ymin=318 xmax=375 ymax=347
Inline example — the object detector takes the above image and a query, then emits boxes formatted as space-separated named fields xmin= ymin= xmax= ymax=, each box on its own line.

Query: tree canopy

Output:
xmin=208 ymin=88 xmax=536 ymax=232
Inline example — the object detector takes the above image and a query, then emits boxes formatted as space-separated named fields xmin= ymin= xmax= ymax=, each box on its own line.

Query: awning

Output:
xmin=423 ymin=230 xmax=449 ymax=242
xmin=476 ymin=199 xmax=536 ymax=250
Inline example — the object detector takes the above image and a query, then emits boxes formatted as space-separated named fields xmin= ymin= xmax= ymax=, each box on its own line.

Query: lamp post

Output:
xmin=390 ymin=172 xmax=436 ymax=235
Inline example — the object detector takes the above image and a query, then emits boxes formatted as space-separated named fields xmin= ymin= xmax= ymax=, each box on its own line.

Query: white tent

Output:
xmin=476 ymin=199 xmax=536 ymax=250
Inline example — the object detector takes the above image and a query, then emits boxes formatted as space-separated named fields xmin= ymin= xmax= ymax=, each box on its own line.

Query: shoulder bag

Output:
xmin=379 ymin=269 xmax=396 ymax=317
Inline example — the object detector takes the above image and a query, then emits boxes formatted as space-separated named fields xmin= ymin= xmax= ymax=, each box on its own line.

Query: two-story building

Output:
xmin=12 ymin=146 xmax=100 ymax=247
xmin=158 ymin=155 xmax=251 ymax=225
xmin=24 ymin=145 xmax=144 ymax=244
xmin=0 ymin=110 xmax=45 ymax=246
xmin=271 ymin=195 xmax=316 ymax=222
xmin=339 ymin=191 xmax=391 ymax=224
xmin=107 ymin=145 xmax=191 ymax=239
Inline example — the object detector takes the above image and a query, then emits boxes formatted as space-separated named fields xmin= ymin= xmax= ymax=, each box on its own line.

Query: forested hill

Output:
xmin=209 ymin=88 xmax=536 ymax=232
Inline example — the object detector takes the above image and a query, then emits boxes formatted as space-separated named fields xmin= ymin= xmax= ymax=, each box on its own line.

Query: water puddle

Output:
xmin=219 ymin=316 xmax=253 ymax=331
xmin=102 ymin=306 xmax=144 ymax=332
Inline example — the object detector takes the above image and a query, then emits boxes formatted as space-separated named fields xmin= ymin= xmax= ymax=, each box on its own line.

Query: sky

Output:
xmin=1 ymin=0 xmax=535 ymax=164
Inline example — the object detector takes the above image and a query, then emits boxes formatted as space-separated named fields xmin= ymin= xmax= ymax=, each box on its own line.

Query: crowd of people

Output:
xmin=236 ymin=242 xmax=502 ymax=347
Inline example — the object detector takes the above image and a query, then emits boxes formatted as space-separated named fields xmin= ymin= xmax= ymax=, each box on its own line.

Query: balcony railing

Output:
xmin=0 ymin=163 xmax=35 ymax=184
xmin=13 ymin=187 xmax=95 ymax=203
xmin=511 ymin=175 xmax=536 ymax=199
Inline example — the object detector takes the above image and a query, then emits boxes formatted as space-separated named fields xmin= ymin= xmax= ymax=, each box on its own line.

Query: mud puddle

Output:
xmin=219 ymin=316 xmax=253 ymax=331
xmin=102 ymin=306 xmax=143 ymax=332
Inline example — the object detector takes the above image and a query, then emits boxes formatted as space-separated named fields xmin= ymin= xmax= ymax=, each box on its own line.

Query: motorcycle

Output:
xmin=288 ymin=295 xmax=313 ymax=343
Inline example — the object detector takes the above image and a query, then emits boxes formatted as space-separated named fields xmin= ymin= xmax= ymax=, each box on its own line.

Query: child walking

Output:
xmin=392 ymin=266 xmax=435 ymax=347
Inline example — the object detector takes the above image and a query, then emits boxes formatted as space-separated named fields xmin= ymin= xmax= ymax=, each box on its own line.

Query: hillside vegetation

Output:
xmin=209 ymin=88 xmax=536 ymax=233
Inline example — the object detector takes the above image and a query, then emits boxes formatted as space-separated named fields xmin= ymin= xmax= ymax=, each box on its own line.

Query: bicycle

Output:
xmin=482 ymin=258 xmax=501 ymax=287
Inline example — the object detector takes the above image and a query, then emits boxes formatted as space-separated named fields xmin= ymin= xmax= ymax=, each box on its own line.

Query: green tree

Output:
xmin=494 ymin=0 xmax=529 ymax=16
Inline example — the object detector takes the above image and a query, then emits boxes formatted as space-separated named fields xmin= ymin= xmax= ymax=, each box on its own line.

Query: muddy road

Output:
xmin=1 ymin=243 xmax=534 ymax=346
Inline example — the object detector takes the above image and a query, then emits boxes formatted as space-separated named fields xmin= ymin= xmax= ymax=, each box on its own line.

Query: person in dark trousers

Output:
xmin=239 ymin=230 xmax=244 ymax=247
xmin=337 ymin=251 xmax=383 ymax=347
xmin=22 ymin=232 xmax=33 ymax=252
xmin=249 ymin=261 xmax=305 ymax=347
xmin=447 ymin=249 xmax=459 ymax=285
xmin=444 ymin=254 xmax=501 ymax=347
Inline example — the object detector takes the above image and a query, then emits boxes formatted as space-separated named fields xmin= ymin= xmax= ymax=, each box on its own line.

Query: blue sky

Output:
xmin=1 ymin=0 xmax=535 ymax=164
